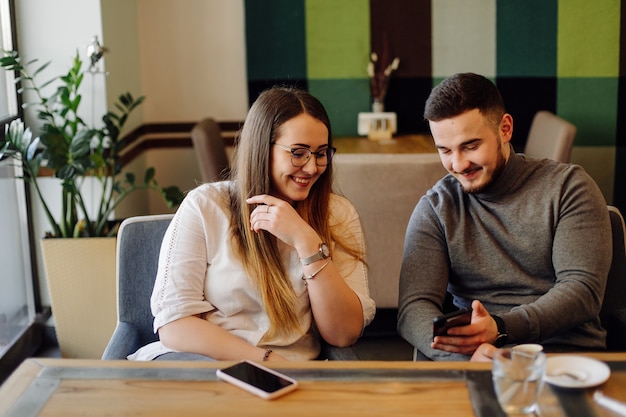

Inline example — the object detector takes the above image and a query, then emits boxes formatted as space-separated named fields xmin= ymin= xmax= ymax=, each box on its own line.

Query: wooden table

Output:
xmin=334 ymin=134 xmax=437 ymax=154
xmin=1 ymin=355 xmax=625 ymax=417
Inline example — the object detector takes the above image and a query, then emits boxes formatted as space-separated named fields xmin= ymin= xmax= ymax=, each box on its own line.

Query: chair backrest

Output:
xmin=524 ymin=110 xmax=576 ymax=163
xmin=602 ymin=206 xmax=626 ymax=350
xmin=191 ymin=118 xmax=230 ymax=182
xmin=332 ymin=153 xmax=447 ymax=309
xmin=116 ymin=214 xmax=174 ymax=347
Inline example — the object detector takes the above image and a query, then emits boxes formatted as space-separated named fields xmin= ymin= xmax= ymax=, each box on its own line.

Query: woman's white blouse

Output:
xmin=128 ymin=182 xmax=375 ymax=361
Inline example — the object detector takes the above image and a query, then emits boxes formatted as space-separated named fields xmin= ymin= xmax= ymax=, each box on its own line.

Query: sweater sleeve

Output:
xmin=397 ymin=196 xmax=470 ymax=361
xmin=502 ymin=166 xmax=611 ymax=347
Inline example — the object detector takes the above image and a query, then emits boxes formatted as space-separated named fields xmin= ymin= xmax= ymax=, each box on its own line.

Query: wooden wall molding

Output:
xmin=119 ymin=121 xmax=243 ymax=166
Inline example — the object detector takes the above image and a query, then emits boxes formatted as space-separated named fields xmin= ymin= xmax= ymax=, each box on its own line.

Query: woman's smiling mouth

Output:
xmin=292 ymin=176 xmax=311 ymax=186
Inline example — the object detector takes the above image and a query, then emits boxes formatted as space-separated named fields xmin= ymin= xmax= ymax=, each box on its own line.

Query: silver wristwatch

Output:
xmin=300 ymin=243 xmax=330 ymax=266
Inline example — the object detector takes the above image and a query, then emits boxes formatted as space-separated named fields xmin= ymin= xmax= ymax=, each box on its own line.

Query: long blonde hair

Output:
xmin=227 ymin=87 xmax=362 ymax=338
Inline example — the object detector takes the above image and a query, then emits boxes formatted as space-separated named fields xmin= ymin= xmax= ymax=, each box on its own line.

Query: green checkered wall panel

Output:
xmin=244 ymin=0 xmax=626 ymax=211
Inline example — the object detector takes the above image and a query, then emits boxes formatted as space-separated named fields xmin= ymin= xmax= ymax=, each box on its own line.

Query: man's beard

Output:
xmin=463 ymin=141 xmax=507 ymax=194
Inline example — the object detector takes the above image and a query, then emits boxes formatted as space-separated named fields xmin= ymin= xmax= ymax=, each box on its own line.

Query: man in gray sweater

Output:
xmin=398 ymin=73 xmax=611 ymax=361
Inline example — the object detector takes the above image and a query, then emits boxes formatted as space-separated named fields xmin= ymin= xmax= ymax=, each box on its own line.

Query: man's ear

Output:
xmin=500 ymin=113 xmax=514 ymax=143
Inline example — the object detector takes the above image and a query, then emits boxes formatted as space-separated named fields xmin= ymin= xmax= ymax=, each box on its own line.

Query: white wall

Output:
xmin=101 ymin=0 xmax=144 ymax=133
xmin=14 ymin=0 xmax=250 ymax=130
xmin=135 ymin=0 xmax=248 ymax=122
xmin=14 ymin=0 xmax=248 ymax=165
xmin=15 ymin=0 xmax=107 ymax=134
xmin=112 ymin=0 xmax=249 ymax=218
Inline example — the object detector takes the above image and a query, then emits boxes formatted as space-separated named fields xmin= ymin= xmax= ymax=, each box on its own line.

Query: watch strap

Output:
xmin=300 ymin=243 xmax=329 ymax=266
xmin=492 ymin=314 xmax=508 ymax=348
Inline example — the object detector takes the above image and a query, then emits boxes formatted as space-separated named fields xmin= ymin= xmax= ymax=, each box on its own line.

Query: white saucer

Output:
xmin=545 ymin=355 xmax=611 ymax=388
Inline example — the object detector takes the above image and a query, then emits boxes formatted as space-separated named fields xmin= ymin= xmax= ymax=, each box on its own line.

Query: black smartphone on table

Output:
xmin=216 ymin=360 xmax=298 ymax=400
xmin=432 ymin=307 xmax=472 ymax=340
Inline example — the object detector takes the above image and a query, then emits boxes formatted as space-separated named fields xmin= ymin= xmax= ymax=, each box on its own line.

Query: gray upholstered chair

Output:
xmin=102 ymin=214 xmax=173 ymax=359
xmin=191 ymin=118 xmax=230 ymax=182
xmin=523 ymin=110 xmax=576 ymax=163
xmin=602 ymin=206 xmax=626 ymax=351
xmin=102 ymin=214 xmax=358 ymax=360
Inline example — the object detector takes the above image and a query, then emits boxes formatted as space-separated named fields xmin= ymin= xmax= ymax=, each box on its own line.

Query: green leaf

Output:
xmin=24 ymin=155 xmax=43 ymax=179
xmin=75 ymin=72 xmax=83 ymax=88
xmin=162 ymin=186 xmax=185 ymax=208
xmin=25 ymin=136 xmax=40 ymax=161
xmin=39 ymin=78 xmax=57 ymax=89
xmin=56 ymin=164 xmax=77 ymax=180
xmin=90 ymin=152 xmax=105 ymax=168
xmin=144 ymin=167 xmax=155 ymax=183
xmin=112 ymin=180 xmax=123 ymax=193
xmin=71 ymin=95 xmax=81 ymax=113
xmin=32 ymin=61 xmax=52 ymax=77
xmin=69 ymin=129 xmax=93 ymax=157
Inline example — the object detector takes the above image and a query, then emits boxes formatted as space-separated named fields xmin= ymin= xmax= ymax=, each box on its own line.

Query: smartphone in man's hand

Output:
xmin=432 ymin=307 xmax=472 ymax=340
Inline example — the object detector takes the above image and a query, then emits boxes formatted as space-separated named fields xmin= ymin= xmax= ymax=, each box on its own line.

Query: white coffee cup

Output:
xmin=512 ymin=344 xmax=544 ymax=355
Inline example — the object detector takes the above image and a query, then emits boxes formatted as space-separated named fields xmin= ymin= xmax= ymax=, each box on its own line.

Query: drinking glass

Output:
xmin=492 ymin=347 xmax=546 ymax=414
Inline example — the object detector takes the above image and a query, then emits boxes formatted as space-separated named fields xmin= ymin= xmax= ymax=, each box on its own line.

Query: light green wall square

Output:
xmin=558 ymin=0 xmax=620 ymax=77
xmin=557 ymin=78 xmax=617 ymax=147
xmin=306 ymin=0 xmax=370 ymax=79
xmin=308 ymin=78 xmax=370 ymax=136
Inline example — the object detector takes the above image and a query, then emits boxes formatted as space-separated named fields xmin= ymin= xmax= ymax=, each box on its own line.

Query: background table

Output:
xmin=1 ymin=355 xmax=625 ymax=417
xmin=334 ymin=134 xmax=436 ymax=154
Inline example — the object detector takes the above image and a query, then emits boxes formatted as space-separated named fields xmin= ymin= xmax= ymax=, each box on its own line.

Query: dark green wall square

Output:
xmin=496 ymin=0 xmax=557 ymax=76
xmin=308 ymin=79 xmax=370 ymax=137
xmin=558 ymin=77 xmax=618 ymax=147
xmin=245 ymin=0 xmax=307 ymax=80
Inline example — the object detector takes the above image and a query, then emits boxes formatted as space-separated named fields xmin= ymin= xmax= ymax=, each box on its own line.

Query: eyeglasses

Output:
xmin=272 ymin=143 xmax=337 ymax=167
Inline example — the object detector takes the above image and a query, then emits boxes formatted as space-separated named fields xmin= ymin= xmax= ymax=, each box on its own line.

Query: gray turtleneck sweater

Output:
xmin=397 ymin=150 xmax=611 ymax=361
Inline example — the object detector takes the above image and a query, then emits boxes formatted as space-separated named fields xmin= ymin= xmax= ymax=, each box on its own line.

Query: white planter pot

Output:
xmin=40 ymin=237 xmax=117 ymax=359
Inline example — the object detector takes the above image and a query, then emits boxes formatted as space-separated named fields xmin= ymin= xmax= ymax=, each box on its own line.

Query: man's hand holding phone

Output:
xmin=432 ymin=307 xmax=472 ymax=340
xmin=431 ymin=300 xmax=497 ymax=355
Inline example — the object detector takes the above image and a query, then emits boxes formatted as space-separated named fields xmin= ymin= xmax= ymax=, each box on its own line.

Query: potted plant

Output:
xmin=0 ymin=47 xmax=184 ymax=358
xmin=0 ymin=50 xmax=183 ymax=237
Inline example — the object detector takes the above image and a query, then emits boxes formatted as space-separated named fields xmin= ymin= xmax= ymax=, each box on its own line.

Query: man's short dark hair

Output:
xmin=423 ymin=73 xmax=506 ymax=127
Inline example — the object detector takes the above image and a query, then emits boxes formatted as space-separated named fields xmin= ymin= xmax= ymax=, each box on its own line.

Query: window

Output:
xmin=0 ymin=0 xmax=41 ymax=375
xmin=0 ymin=159 xmax=35 ymax=355
xmin=0 ymin=0 xmax=17 ymax=122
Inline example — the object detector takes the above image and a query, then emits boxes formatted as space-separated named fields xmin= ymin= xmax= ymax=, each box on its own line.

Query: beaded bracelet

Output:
xmin=301 ymin=258 xmax=332 ymax=280
xmin=262 ymin=348 xmax=273 ymax=361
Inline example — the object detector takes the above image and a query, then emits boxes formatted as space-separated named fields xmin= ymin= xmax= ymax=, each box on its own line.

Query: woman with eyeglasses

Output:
xmin=128 ymin=87 xmax=375 ymax=362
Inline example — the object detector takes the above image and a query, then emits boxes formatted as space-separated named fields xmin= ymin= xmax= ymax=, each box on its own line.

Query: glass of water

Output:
xmin=492 ymin=347 xmax=546 ymax=414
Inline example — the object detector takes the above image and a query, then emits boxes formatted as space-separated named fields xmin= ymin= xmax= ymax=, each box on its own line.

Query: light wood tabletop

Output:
xmin=1 ymin=355 xmax=625 ymax=417
xmin=333 ymin=134 xmax=437 ymax=154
